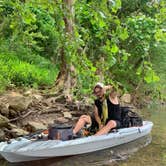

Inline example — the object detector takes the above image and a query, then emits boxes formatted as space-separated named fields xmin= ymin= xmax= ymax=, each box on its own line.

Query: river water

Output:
xmin=0 ymin=105 xmax=165 ymax=166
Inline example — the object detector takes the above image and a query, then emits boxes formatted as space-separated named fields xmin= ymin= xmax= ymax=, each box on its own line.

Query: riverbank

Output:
xmin=0 ymin=89 xmax=92 ymax=140
xmin=0 ymin=87 xmax=147 ymax=141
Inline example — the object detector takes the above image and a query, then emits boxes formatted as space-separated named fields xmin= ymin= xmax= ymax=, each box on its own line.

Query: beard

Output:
xmin=98 ymin=94 xmax=104 ymax=101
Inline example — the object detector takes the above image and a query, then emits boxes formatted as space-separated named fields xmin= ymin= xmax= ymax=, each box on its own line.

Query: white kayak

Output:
xmin=0 ymin=121 xmax=153 ymax=163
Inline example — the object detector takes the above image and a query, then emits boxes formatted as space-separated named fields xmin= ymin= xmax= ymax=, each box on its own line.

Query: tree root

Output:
xmin=9 ymin=110 xmax=37 ymax=122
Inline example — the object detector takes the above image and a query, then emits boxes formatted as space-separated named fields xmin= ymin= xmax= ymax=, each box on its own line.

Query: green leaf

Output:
xmin=153 ymin=74 xmax=160 ymax=82
xmin=144 ymin=69 xmax=160 ymax=83
xmin=99 ymin=19 xmax=106 ymax=28
xmin=112 ymin=0 xmax=121 ymax=13
xmin=122 ymin=54 xmax=128 ymax=61
xmin=99 ymin=11 xmax=106 ymax=19
xmin=136 ymin=65 xmax=142 ymax=75
xmin=111 ymin=44 xmax=119 ymax=53
xmin=119 ymin=28 xmax=129 ymax=40
xmin=155 ymin=29 xmax=166 ymax=42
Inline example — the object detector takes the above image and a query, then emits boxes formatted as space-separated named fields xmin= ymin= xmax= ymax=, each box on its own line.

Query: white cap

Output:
xmin=95 ymin=82 xmax=104 ymax=88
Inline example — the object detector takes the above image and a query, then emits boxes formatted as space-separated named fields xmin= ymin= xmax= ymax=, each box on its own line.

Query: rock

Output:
xmin=70 ymin=110 xmax=82 ymax=117
xmin=8 ymin=123 xmax=18 ymax=129
xmin=0 ymin=114 xmax=9 ymax=128
xmin=56 ymin=117 xmax=69 ymax=123
xmin=7 ymin=92 xmax=32 ymax=112
xmin=63 ymin=112 xmax=72 ymax=119
xmin=6 ymin=83 xmax=16 ymax=89
xmin=9 ymin=108 xmax=18 ymax=118
xmin=43 ymin=97 xmax=57 ymax=106
xmin=0 ymin=102 xmax=9 ymax=117
xmin=32 ymin=94 xmax=43 ymax=101
xmin=0 ymin=129 xmax=6 ymax=141
xmin=24 ymin=89 xmax=33 ymax=96
xmin=121 ymin=93 xmax=131 ymax=103
xmin=83 ymin=97 xmax=94 ymax=105
xmin=25 ymin=121 xmax=47 ymax=132
xmin=11 ymin=128 xmax=29 ymax=137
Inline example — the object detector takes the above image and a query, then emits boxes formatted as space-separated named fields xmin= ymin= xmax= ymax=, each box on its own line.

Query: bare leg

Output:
xmin=73 ymin=115 xmax=91 ymax=134
xmin=95 ymin=120 xmax=116 ymax=136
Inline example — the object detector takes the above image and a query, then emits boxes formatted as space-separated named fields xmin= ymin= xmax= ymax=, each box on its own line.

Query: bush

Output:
xmin=0 ymin=53 xmax=58 ymax=88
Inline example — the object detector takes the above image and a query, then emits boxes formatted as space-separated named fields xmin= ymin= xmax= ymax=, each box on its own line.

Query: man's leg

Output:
xmin=95 ymin=120 xmax=116 ymax=136
xmin=73 ymin=115 xmax=91 ymax=135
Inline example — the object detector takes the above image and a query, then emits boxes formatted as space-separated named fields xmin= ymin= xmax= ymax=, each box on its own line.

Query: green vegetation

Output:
xmin=0 ymin=52 xmax=58 ymax=90
xmin=0 ymin=0 xmax=165 ymax=98
xmin=0 ymin=40 xmax=58 ymax=91
xmin=149 ymin=43 xmax=166 ymax=100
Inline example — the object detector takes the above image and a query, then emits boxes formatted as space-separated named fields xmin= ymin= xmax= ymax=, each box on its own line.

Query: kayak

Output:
xmin=0 ymin=121 xmax=153 ymax=163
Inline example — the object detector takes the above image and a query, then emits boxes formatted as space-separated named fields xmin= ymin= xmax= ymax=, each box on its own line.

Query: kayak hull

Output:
xmin=0 ymin=121 xmax=153 ymax=163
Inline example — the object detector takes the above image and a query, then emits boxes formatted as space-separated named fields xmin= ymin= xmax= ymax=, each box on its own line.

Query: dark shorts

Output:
xmin=89 ymin=115 xmax=121 ymax=132
xmin=114 ymin=120 xmax=121 ymax=129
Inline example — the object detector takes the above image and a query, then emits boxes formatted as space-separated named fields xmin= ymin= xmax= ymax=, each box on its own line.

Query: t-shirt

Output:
xmin=94 ymin=97 xmax=121 ymax=124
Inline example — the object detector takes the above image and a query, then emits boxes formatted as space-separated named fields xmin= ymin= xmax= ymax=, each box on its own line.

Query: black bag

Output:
xmin=48 ymin=124 xmax=73 ymax=141
xmin=121 ymin=107 xmax=143 ymax=128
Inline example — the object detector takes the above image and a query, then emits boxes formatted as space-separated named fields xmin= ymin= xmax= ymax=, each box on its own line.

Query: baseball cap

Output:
xmin=94 ymin=82 xmax=104 ymax=88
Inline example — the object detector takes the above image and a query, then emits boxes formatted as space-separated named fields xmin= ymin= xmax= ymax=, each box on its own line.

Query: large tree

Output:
xmin=55 ymin=0 xmax=76 ymax=100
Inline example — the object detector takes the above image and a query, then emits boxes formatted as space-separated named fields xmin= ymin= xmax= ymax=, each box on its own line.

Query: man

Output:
xmin=73 ymin=83 xmax=121 ymax=136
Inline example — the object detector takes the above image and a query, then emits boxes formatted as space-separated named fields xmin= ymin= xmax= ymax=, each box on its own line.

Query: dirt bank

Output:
xmin=0 ymin=88 xmax=143 ymax=140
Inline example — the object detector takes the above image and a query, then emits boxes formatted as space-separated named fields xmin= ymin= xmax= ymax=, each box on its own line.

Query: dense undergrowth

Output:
xmin=0 ymin=42 xmax=58 ymax=91
xmin=149 ymin=43 xmax=166 ymax=100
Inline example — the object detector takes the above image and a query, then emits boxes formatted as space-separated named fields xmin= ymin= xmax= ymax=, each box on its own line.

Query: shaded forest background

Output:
xmin=0 ymin=0 xmax=165 ymax=101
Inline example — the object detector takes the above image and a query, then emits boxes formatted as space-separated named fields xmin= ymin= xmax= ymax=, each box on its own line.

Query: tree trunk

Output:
xmin=55 ymin=0 xmax=75 ymax=100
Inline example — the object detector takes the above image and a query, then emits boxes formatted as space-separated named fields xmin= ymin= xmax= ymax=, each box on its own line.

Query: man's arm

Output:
xmin=103 ymin=85 xmax=112 ymax=93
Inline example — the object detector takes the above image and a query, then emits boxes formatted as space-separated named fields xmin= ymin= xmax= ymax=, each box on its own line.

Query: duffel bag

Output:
xmin=121 ymin=106 xmax=143 ymax=128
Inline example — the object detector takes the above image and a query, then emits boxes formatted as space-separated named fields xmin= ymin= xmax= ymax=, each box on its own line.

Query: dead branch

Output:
xmin=9 ymin=110 xmax=37 ymax=123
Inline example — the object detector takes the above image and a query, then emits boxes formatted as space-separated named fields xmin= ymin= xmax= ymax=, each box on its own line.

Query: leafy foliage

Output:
xmin=0 ymin=0 xmax=165 ymax=98
xmin=0 ymin=52 xmax=57 ymax=89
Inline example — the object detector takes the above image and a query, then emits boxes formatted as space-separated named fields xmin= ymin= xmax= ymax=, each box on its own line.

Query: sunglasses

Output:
xmin=94 ymin=89 xmax=102 ymax=95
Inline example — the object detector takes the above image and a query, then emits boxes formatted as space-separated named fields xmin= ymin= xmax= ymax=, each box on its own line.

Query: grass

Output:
xmin=0 ymin=52 xmax=58 ymax=91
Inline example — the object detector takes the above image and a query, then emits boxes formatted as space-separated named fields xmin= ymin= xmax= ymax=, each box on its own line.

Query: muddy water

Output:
xmin=0 ymin=105 xmax=165 ymax=166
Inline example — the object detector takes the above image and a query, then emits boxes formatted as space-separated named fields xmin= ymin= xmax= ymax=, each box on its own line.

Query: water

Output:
xmin=0 ymin=105 xmax=165 ymax=166
xmin=119 ymin=105 xmax=166 ymax=166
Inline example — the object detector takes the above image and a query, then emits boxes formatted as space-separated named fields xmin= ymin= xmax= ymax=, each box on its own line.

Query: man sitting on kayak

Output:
xmin=73 ymin=83 xmax=121 ymax=136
